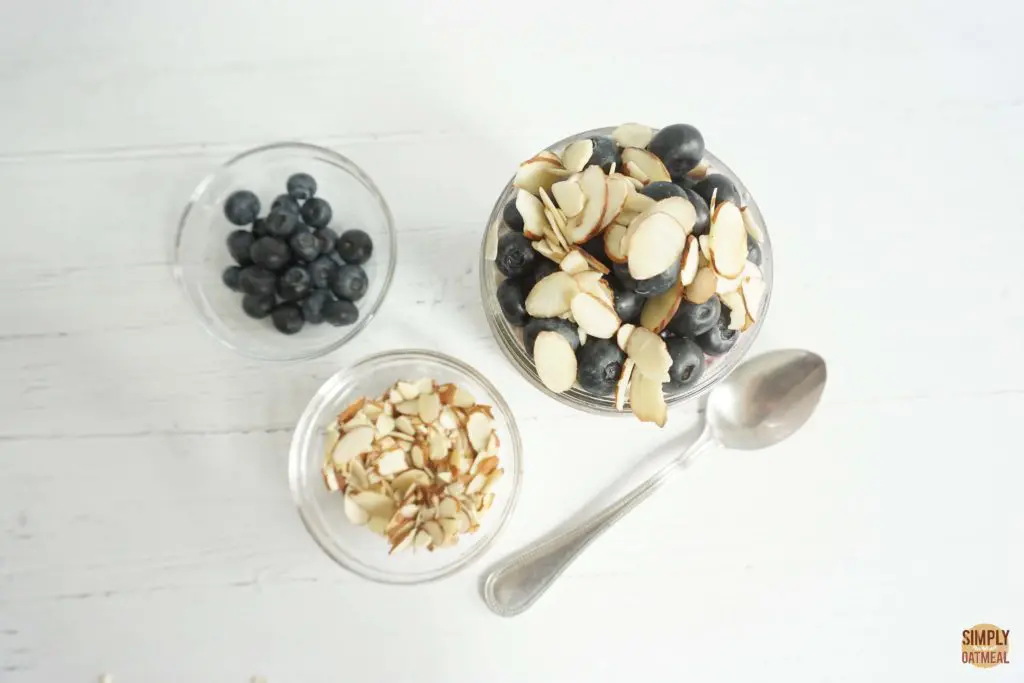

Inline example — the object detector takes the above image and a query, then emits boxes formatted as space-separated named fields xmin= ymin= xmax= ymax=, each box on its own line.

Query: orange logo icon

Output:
xmin=962 ymin=624 xmax=1010 ymax=668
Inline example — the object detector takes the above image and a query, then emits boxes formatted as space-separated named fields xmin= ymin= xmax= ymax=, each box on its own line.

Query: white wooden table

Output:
xmin=2 ymin=1 xmax=1022 ymax=681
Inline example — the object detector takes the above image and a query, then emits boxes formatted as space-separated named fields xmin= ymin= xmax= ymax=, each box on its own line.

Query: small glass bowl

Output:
xmin=174 ymin=142 xmax=397 ymax=361
xmin=289 ymin=350 xmax=523 ymax=584
xmin=479 ymin=126 xmax=773 ymax=414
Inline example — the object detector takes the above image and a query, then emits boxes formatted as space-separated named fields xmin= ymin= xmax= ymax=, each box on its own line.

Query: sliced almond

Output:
xmin=561 ymin=138 xmax=594 ymax=173
xmin=715 ymin=274 xmax=742 ymax=295
xmin=621 ymin=148 xmax=671 ymax=183
xmin=437 ymin=496 xmax=460 ymax=519
xmin=570 ymin=291 xmax=621 ymax=339
xmin=330 ymin=426 xmax=374 ymax=466
xmin=513 ymin=158 xmax=563 ymax=195
xmin=395 ymin=400 xmax=419 ymax=415
xmin=651 ymin=196 xmax=696 ymax=235
xmin=616 ymin=323 xmax=636 ymax=352
xmin=741 ymin=205 xmax=764 ymax=243
xmin=392 ymin=469 xmax=431 ymax=498
xmin=626 ymin=213 xmax=687 ymax=279
xmin=344 ymin=493 xmax=370 ymax=525
xmin=640 ymin=282 xmax=684 ymax=333
xmin=698 ymin=234 xmax=712 ymax=261
xmin=709 ymin=201 xmax=747 ymax=279
xmin=525 ymin=271 xmax=579 ymax=317
xmin=455 ymin=509 xmax=472 ymax=533
xmin=466 ymin=412 xmax=494 ymax=452
xmin=625 ymin=327 xmax=672 ymax=382
xmin=531 ymin=237 xmax=565 ymax=263
xmin=481 ymin=468 xmax=504 ymax=495
xmin=720 ymin=290 xmax=748 ymax=330
xmin=394 ymin=416 xmax=415 ymax=436
xmin=551 ymin=179 xmax=586 ymax=217
xmin=347 ymin=458 xmax=369 ymax=490
xmin=687 ymin=158 xmax=710 ymax=180
xmin=396 ymin=380 xmax=420 ymax=400
xmin=516 ymin=189 xmax=548 ymax=240
xmin=612 ymin=122 xmax=654 ymax=149
xmin=680 ymin=235 xmax=700 ymax=287
xmin=341 ymin=411 xmax=372 ymax=432
xmin=559 ymin=248 xmax=590 ymax=275
xmin=466 ymin=473 xmax=487 ymax=495
xmin=534 ymin=330 xmax=578 ymax=393
xmin=361 ymin=402 xmax=383 ymax=420
xmin=576 ymin=247 xmax=610 ymax=275
xmin=573 ymin=269 xmax=603 ymax=291
xmin=621 ymin=173 xmax=645 ymax=191
xmin=337 ymin=398 xmax=366 ymax=425
xmin=366 ymin=516 xmax=389 ymax=536
xmin=389 ymin=525 xmax=416 ymax=554
xmin=375 ymin=414 xmax=395 ymax=438
xmin=439 ymin=517 xmax=460 ymax=541
xmin=413 ymin=529 xmax=432 ymax=549
xmin=740 ymin=277 xmax=766 ymax=323
xmin=421 ymin=519 xmax=445 ymax=548
xmin=534 ymin=150 xmax=561 ymax=164
xmin=684 ymin=266 xmax=717 ymax=304
xmin=570 ymin=166 xmax=608 ymax=243
xmin=453 ymin=387 xmax=475 ymax=408
xmin=603 ymin=223 xmax=628 ymax=263
xmin=624 ymin=160 xmax=650 ymax=185
xmin=630 ymin=372 xmax=667 ymax=427
xmin=600 ymin=175 xmax=630 ymax=229
xmin=428 ymin=429 xmax=448 ymax=461
xmin=615 ymin=359 xmax=635 ymax=411
xmin=417 ymin=392 xmax=441 ymax=424
xmin=350 ymin=490 xmax=395 ymax=518
xmin=375 ymin=448 xmax=408 ymax=476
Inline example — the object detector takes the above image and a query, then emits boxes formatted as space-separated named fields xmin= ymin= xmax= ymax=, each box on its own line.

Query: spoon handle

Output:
xmin=482 ymin=426 xmax=718 ymax=617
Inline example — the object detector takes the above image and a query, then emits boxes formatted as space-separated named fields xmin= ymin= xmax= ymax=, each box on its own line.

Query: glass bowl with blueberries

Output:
xmin=479 ymin=124 xmax=772 ymax=424
xmin=175 ymin=142 xmax=397 ymax=361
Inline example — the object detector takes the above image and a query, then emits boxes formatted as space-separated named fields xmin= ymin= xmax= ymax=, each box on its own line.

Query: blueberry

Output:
xmin=265 ymin=209 xmax=299 ymax=239
xmin=665 ymin=337 xmax=706 ymax=391
xmin=611 ymin=261 xmax=679 ymax=297
xmin=607 ymin=276 xmax=645 ymax=323
xmin=693 ymin=175 xmax=742 ymax=209
xmin=639 ymin=181 xmax=686 ymax=201
xmin=523 ymin=317 xmax=580 ymax=355
xmin=277 ymin=266 xmax=312 ymax=301
xmin=531 ymin=259 xmax=560 ymax=287
xmin=323 ymin=298 xmax=359 ymax=326
xmin=308 ymin=255 xmax=337 ymax=289
xmin=695 ymin=310 xmax=739 ymax=356
xmin=224 ymin=190 xmax=260 ymax=225
xmin=222 ymin=265 xmax=243 ymax=291
xmin=301 ymin=197 xmax=332 ymax=228
xmin=330 ymin=264 xmax=368 ymax=301
xmin=252 ymin=217 xmax=269 ymax=238
xmin=316 ymin=227 xmax=338 ymax=254
xmin=747 ymin=237 xmax=762 ymax=266
xmin=250 ymin=236 xmax=291 ymax=271
xmin=287 ymin=173 xmax=317 ymax=201
xmin=686 ymin=188 xmax=711 ymax=236
xmin=226 ymin=229 xmax=254 ymax=265
xmin=587 ymin=136 xmax=620 ymax=173
xmin=289 ymin=228 xmax=321 ymax=262
xmin=300 ymin=289 xmax=330 ymax=324
xmin=336 ymin=229 xmax=373 ymax=265
xmin=576 ymin=338 xmax=626 ymax=396
xmin=496 ymin=232 xmax=536 ymax=279
xmin=648 ymin=124 xmax=705 ymax=182
xmin=667 ymin=295 xmax=721 ymax=338
xmin=241 ymin=293 xmax=275 ymax=319
xmin=580 ymin=236 xmax=612 ymax=269
xmin=271 ymin=304 xmax=304 ymax=334
xmin=497 ymin=278 xmax=530 ymax=327
xmin=503 ymin=200 xmax=524 ymax=232
xmin=271 ymin=194 xmax=301 ymax=215
xmin=238 ymin=266 xmax=276 ymax=296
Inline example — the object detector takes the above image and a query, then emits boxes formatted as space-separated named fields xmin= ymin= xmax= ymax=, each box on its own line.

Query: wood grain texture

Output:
xmin=1 ymin=0 xmax=1023 ymax=681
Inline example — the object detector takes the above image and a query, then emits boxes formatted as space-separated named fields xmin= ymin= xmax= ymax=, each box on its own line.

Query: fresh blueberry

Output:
xmin=241 ymin=293 xmax=275 ymax=319
xmin=222 ymin=265 xmax=243 ymax=291
xmin=336 ymin=229 xmax=373 ymax=265
xmin=301 ymin=197 xmax=332 ymax=228
xmin=660 ymin=329 xmax=675 ymax=340
xmin=300 ymin=289 xmax=330 ymax=324
xmin=323 ymin=298 xmax=359 ymax=326
xmin=271 ymin=194 xmax=301 ymax=215
xmin=496 ymin=232 xmax=536 ymax=279
xmin=580 ymin=236 xmax=612 ymax=269
xmin=497 ymin=278 xmax=530 ymax=327
xmin=224 ymin=190 xmax=260 ymax=225
xmin=648 ymin=124 xmax=705 ymax=182
xmin=523 ymin=317 xmax=580 ymax=355
xmin=576 ymin=338 xmax=626 ymax=396
xmin=693 ymin=174 xmax=742 ymax=209
xmin=307 ymin=255 xmax=337 ymax=289
xmin=277 ymin=265 xmax=312 ymax=301
xmin=607 ymin=276 xmax=645 ymax=323
xmin=271 ymin=304 xmax=304 ymax=335
xmin=531 ymin=259 xmax=560 ymax=287
xmin=747 ymin=237 xmax=762 ymax=266
xmin=250 ymin=236 xmax=291 ymax=271
xmin=226 ymin=229 xmax=254 ymax=265
xmin=238 ymin=266 xmax=276 ymax=296
xmin=287 ymin=173 xmax=317 ymax=201
xmin=289 ymin=228 xmax=321 ymax=262
xmin=587 ymin=136 xmax=620 ymax=173
xmin=686 ymin=188 xmax=711 ymax=236
xmin=612 ymin=261 xmax=679 ymax=297
xmin=316 ymin=227 xmax=338 ymax=254
xmin=695 ymin=310 xmax=739 ymax=356
xmin=252 ymin=217 xmax=269 ymax=238
xmin=330 ymin=264 xmax=368 ymax=301
xmin=503 ymin=200 xmax=524 ymax=232
xmin=665 ymin=337 xmax=706 ymax=390
xmin=639 ymin=181 xmax=686 ymax=201
xmin=667 ymin=295 xmax=721 ymax=338
xmin=263 ymin=209 xmax=299 ymax=239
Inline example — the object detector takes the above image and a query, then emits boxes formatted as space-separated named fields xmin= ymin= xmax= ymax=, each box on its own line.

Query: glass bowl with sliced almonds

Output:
xmin=289 ymin=350 xmax=522 ymax=584
xmin=480 ymin=123 xmax=772 ymax=425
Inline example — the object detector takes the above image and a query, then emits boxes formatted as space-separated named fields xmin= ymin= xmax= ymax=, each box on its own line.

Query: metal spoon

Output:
xmin=482 ymin=349 xmax=827 ymax=617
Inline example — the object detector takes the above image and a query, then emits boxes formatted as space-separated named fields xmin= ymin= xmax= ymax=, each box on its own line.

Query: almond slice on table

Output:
xmin=560 ymin=139 xmax=594 ymax=174
xmin=534 ymin=330 xmax=578 ymax=393
xmin=603 ymin=223 xmax=628 ymax=263
xmin=616 ymin=323 xmax=636 ymax=352
xmin=626 ymin=213 xmax=687 ymax=280
xmin=615 ymin=358 xmax=636 ymax=411
xmin=551 ymin=179 xmax=586 ymax=217
xmin=680 ymin=235 xmax=700 ymax=286
xmin=741 ymin=205 xmax=764 ymax=243
xmin=708 ymin=200 xmax=747 ymax=279
xmin=720 ymin=290 xmax=748 ymax=331
xmin=532 ymin=238 xmax=564 ymax=263
xmin=683 ymin=266 xmax=717 ymax=304
xmin=558 ymin=248 xmax=590 ymax=275
xmin=624 ymin=160 xmax=650 ymax=185
xmin=651 ymin=196 xmax=697 ymax=235
xmin=625 ymin=327 xmax=672 ymax=382
xmin=570 ymin=291 xmax=621 ymax=339
xmin=640 ymin=282 xmax=684 ymax=333
xmin=621 ymin=148 xmax=671 ymax=183
xmin=600 ymin=175 xmax=631 ymax=229
xmin=612 ymin=122 xmax=654 ymax=149
xmin=630 ymin=372 xmax=667 ymax=427
xmin=331 ymin=426 xmax=375 ymax=466
xmin=570 ymin=166 xmax=608 ymax=243
xmin=526 ymin=271 xmax=579 ymax=317
xmin=516 ymin=189 xmax=548 ymax=240
xmin=513 ymin=157 xmax=564 ymax=195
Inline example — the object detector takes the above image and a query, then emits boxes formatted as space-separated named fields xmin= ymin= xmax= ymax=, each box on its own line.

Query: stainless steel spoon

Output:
xmin=482 ymin=349 xmax=827 ymax=617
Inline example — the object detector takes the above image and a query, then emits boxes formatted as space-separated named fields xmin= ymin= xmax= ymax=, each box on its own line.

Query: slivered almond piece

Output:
xmin=525 ymin=271 xmax=579 ymax=317
xmin=344 ymin=493 xmax=370 ymax=525
xmin=350 ymin=490 xmax=395 ymax=517
xmin=395 ymin=400 xmax=419 ymax=415
xmin=437 ymin=497 xmax=459 ymax=519
xmin=337 ymin=398 xmax=366 ymax=425
xmin=652 ymin=196 xmax=697 ymax=235
xmin=392 ymin=469 xmax=431 ymax=497
xmin=428 ymin=429 xmax=448 ymax=461
xmin=600 ymin=175 xmax=631 ymax=229
xmin=741 ymin=205 xmax=764 ymax=243
xmin=612 ymin=122 xmax=654 ymax=149
xmin=534 ymin=330 xmax=577 ymax=393
xmin=544 ymin=209 xmax=570 ymax=251
xmin=604 ymin=223 xmax=628 ymax=263
xmin=630 ymin=372 xmax=667 ymax=427
xmin=453 ymin=387 xmax=475 ymax=408
xmin=687 ymin=158 xmax=710 ymax=180
xmin=621 ymin=148 xmax=671 ymax=183
xmin=418 ymin=392 xmax=441 ymax=423
xmin=640 ymin=283 xmax=684 ymax=333
xmin=698 ymin=234 xmax=712 ymax=261
xmin=513 ymin=158 xmax=564 ymax=195
xmin=577 ymin=247 xmax=610 ymax=274
xmin=361 ymin=402 xmax=383 ymax=420
xmin=375 ymin=448 xmax=408 ymax=476
xmin=396 ymin=381 xmax=420 ymax=400
xmin=740 ymin=277 xmax=766 ymax=323
xmin=466 ymin=473 xmax=487 ymax=495
xmin=570 ymin=166 xmax=608 ymax=243
xmin=341 ymin=412 xmax=372 ymax=432
xmin=716 ymin=274 xmax=742 ymax=295
xmin=680 ymin=235 xmax=700 ymax=286
xmin=559 ymin=248 xmax=590 ymax=275
xmin=322 ymin=463 xmax=340 ymax=491
xmin=625 ymin=327 xmax=672 ymax=382
xmin=570 ymin=292 xmax=621 ymax=339
xmin=466 ymin=412 xmax=494 ymax=452
xmin=616 ymin=323 xmax=636 ymax=352
xmin=624 ymin=160 xmax=650 ymax=184
xmin=684 ymin=266 xmax=717 ymax=304
xmin=375 ymin=414 xmax=395 ymax=437
xmin=331 ymin=426 xmax=374 ymax=466
xmin=394 ymin=416 xmax=415 ymax=435
xmin=561 ymin=138 xmax=594 ymax=173
xmin=615 ymin=358 xmax=635 ymax=411
xmin=627 ymin=213 xmax=687 ymax=279
xmin=532 ymin=238 xmax=564 ymax=263
xmin=516 ymin=189 xmax=548 ymax=240
xmin=551 ymin=179 xmax=586 ymax=217
xmin=720 ymin=291 xmax=748 ymax=330
xmin=709 ymin=200 xmax=747 ymax=279
xmin=347 ymin=459 xmax=369 ymax=489
xmin=421 ymin=520 xmax=445 ymax=548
